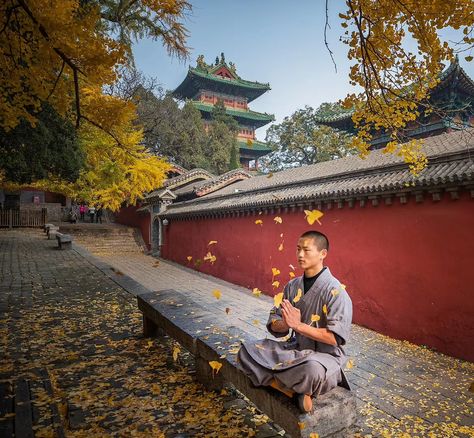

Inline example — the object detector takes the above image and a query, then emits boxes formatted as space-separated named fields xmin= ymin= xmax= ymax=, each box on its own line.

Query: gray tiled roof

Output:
xmin=160 ymin=129 xmax=474 ymax=217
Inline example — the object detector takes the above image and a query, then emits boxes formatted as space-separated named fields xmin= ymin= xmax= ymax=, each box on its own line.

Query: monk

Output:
xmin=237 ymin=231 xmax=353 ymax=413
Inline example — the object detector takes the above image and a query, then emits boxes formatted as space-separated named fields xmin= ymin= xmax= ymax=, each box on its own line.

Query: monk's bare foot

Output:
xmin=297 ymin=394 xmax=313 ymax=413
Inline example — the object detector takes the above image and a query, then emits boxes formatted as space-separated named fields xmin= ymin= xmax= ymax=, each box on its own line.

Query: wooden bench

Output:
xmin=56 ymin=232 xmax=72 ymax=250
xmin=138 ymin=289 xmax=357 ymax=437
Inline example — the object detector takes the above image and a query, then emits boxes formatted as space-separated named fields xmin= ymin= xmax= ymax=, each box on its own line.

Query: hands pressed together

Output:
xmin=281 ymin=299 xmax=302 ymax=331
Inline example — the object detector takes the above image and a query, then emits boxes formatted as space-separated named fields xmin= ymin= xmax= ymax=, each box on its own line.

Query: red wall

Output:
xmin=116 ymin=206 xmax=151 ymax=249
xmin=162 ymin=193 xmax=474 ymax=362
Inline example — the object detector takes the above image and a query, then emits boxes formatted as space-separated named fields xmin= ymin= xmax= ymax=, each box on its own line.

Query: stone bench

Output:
xmin=47 ymin=225 xmax=60 ymax=240
xmin=56 ymin=232 xmax=72 ymax=250
xmin=138 ymin=289 xmax=357 ymax=437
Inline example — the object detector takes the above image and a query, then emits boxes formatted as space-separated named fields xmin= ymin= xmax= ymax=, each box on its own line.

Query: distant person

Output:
xmin=79 ymin=204 xmax=86 ymax=221
xmin=96 ymin=206 xmax=103 ymax=224
xmin=68 ymin=208 xmax=77 ymax=224
xmin=88 ymin=206 xmax=96 ymax=223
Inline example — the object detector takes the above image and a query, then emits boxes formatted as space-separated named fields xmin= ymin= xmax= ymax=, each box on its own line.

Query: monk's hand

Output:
xmin=281 ymin=299 xmax=302 ymax=330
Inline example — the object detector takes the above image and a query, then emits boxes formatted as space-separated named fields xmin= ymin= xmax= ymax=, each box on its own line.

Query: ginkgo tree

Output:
xmin=0 ymin=0 xmax=189 ymax=208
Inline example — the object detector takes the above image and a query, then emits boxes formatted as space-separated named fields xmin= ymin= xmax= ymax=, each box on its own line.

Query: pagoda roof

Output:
xmin=172 ymin=54 xmax=271 ymax=102
xmin=159 ymin=128 xmax=474 ymax=219
xmin=238 ymin=139 xmax=272 ymax=158
xmin=192 ymin=101 xmax=275 ymax=128
xmin=316 ymin=57 xmax=474 ymax=130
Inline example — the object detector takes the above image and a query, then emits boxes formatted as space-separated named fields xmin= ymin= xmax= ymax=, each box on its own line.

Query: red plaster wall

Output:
xmin=162 ymin=193 xmax=474 ymax=362
xmin=115 ymin=206 xmax=151 ymax=249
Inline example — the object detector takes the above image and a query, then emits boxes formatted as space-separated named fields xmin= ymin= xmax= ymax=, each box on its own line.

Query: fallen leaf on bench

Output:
xmin=208 ymin=240 xmax=218 ymax=245
xmin=274 ymin=292 xmax=283 ymax=308
xmin=186 ymin=256 xmax=192 ymax=262
xmin=173 ymin=346 xmax=180 ymax=362
xmin=293 ymin=289 xmax=303 ymax=303
xmin=298 ymin=422 xmax=306 ymax=430
xmin=252 ymin=288 xmax=262 ymax=297
xmin=272 ymin=267 xmax=280 ymax=277
xmin=274 ymin=216 xmax=282 ymax=224
xmin=212 ymin=289 xmax=222 ymax=300
xmin=225 ymin=307 xmax=231 ymax=314
xmin=255 ymin=219 xmax=263 ymax=226
xmin=209 ymin=361 xmax=222 ymax=376
xmin=272 ymin=280 xmax=280 ymax=288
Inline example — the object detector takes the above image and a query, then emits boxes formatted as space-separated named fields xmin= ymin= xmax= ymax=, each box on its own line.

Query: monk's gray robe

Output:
xmin=237 ymin=267 xmax=352 ymax=397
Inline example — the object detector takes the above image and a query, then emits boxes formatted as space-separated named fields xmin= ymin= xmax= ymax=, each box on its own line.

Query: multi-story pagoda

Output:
xmin=316 ymin=57 xmax=474 ymax=148
xmin=172 ymin=53 xmax=274 ymax=170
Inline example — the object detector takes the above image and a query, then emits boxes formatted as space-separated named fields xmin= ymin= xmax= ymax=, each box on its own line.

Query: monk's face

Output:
xmin=296 ymin=237 xmax=326 ymax=272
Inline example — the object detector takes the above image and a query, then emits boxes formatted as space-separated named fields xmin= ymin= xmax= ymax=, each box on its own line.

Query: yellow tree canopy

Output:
xmin=0 ymin=0 xmax=189 ymax=209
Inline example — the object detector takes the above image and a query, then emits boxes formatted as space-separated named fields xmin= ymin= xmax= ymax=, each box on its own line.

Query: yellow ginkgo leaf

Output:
xmin=289 ymin=272 xmax=295 ymax=278
xmin=274 ymin=292 xmax=284 ymax=307
xmin=274 ymin=216 xmax=282 ymax=224
xmin=346 ymin=359 xmax=354 ymax=369
xmin=204 ymin=252 xmax=217 ymax=264
xmin=253 ymin=319 xmax=260 ymax=326
xmin=341 ymin=283 xmax=347 ymax=289
xmin=266 ymin=172 xmax=274 ymax=178
xmin=255 ymin=219 xmax=263 ymax=226
xmin=209 ymin=361 xmax=222 ymax=376
xmin=252 ymin=287 xmax=262 ymax=297
xmin=212 ymin=289 xmax=222 ymax=300
xmin=289 ymin=264 xmax=296 ymax=270
xmin=208 ymin=240 xmax=218 ymax=246
xmin=322 ymin=304 xmax=328 ymax=314
xmin=293 ymin=288 xmax=303 ymax=303
xmin=331 ymin=289 xmax=340 ymax=297
xmin=298 ymin=422 xmax=306 ymax=430
xmin=309 ymin=433 xmax=320 ymax=438
xmin=272 ymin=267 xmax=280 ymax=277
xmin=186 ymin=256 xmax=192 ymax=262
xmin=272 ymin=280 xmax=280 ymax=288
xmin=304 ymin=209 xmax=324 ymax=225
xmin=311 ymin=314 xmax=321 ymax=323
xmin=172 ymin=346 xmax=180 ymax=362
xmin=278 ymin=242 xmax=284 ymax=251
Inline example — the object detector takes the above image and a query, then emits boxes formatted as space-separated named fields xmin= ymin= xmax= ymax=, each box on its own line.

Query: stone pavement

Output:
xmin=0 ymin=228 xmax=473 ymax=437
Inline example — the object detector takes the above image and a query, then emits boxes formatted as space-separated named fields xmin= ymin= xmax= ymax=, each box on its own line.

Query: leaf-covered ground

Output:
xmin=0 ymin=230 xmax=280 ymax=437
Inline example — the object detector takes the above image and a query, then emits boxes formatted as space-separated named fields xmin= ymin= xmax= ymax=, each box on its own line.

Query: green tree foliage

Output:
xmin=0 ymin=104 xmax=84 ymax=184
xmin=262 ymin=105 xmax=355 ymax=171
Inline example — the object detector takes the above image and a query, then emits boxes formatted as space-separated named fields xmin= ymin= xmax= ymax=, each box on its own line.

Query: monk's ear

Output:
xmin=320 ymin=248 xmax=328 ymax=260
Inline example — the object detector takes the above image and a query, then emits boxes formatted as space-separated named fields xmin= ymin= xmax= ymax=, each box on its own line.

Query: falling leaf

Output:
xmin=225 ymin=307 xmax=231 ymax=314
xmin=311 ymin=314 xmax=321 ymax=323
xmin=252 ymin=288 xmax=262 ymax=297
xmin=255 ymin=219 xmax=263 ymax=226
xmin=272 ymin=268 xmax=280 ymax=277
xmin=208 ymin=240 xmax=218 ymax=246
xmin=187 ymin=256 xmax=192 ymax=262
xmin=274 ymin=292 xmax=284 ymax=307
xmin=331 ymin=289 xmax=340 ymax=297
xmin=310 ymin=433 xmax=319 ymax=438
xmin=204 ymin=252 xmax=217 ymax=264
xmin=289 ymin=264 xmax=296 ymax=270
xmin=304 ymin=209 xmax=324 ymax=225
xmin=253 ymin=319 xmax=260 ymax=326
xmin=298 ymin=422 xmax=306 ymax=430
xmin=209 ymin=361 xmax=222 ymax=376
xmin=278 ymin=242 xmax=284 ymax=251
xmin=280 ymin=233 xmax=284 ymax=238
xmin=346 ymin=359 xmax=354 ymax=369
xmin=172 ymin=346 xmax=180 ymax=362
xmin=212 ymin=289 xmax=222 ymax=300
xmin=272 ymin=280 xmax=280 ymax=288
xmin=274 ymin=216 xmax=282 ymax=224
xmin=293 ymin=289 xmax=303 ymax=303
xmin=322 ymin=304 xmax=328 ymax=315
xmin=341 ymin=283 xmax=347 ymax=289
xmin=289 ymin=272 xmax=295 ymax=278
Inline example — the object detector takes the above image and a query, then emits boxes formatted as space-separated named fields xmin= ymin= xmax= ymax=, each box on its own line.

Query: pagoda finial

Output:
xmin=229 ymin=61 xmax=236 ymax=73
xmin=220 ymin=52 xmax=225 ymax=64
xmin=215 ymin=56 xmax=219 ymax=66
xmin=196 ymin=54 xmax=206 ymax=69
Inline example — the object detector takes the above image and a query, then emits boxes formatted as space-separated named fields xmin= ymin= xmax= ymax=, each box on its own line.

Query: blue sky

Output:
xmin=133 ymin=0 xmax=474 ymax=141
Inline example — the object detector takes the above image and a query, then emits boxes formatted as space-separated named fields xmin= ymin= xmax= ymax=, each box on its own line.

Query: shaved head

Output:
xmin=300 ymin=231 xmax=329 ymax=252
